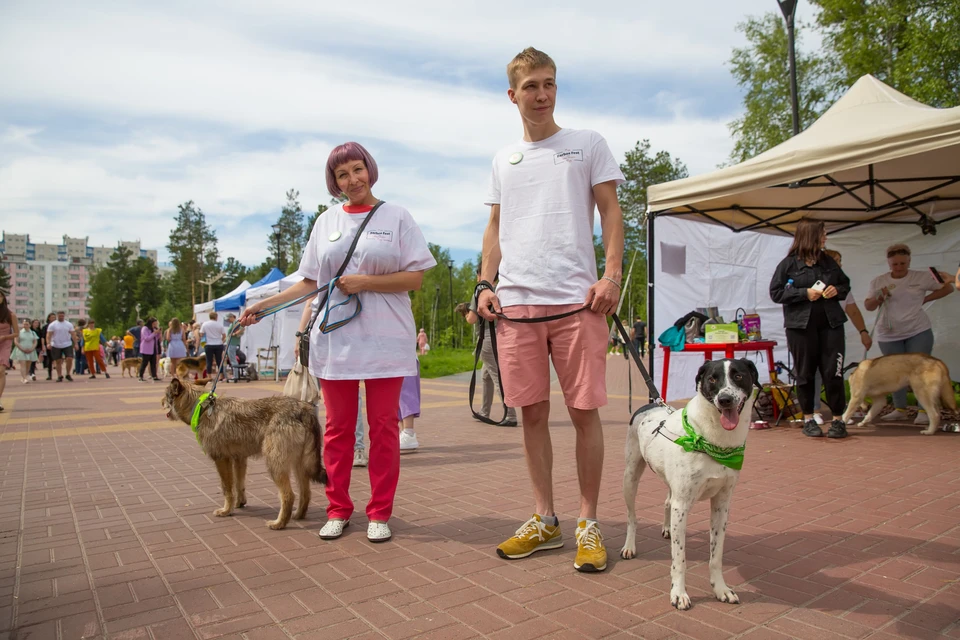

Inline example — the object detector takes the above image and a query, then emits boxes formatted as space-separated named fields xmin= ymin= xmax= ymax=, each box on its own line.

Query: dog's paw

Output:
xmin=213 ymin=508 xmax=232 ymax=517
xmin=920 ymin=428 xmax=936 ymax=435
xmin=236 ymin=495 xmax=247 ymax=508
xmin=670 ymin=590 xmax=692 ymax=610
xmin=266 ymin=519 xmax=287 ymax=530
xmin=293 ymin=509 xmax=308 ymax=520
xmin=620 ymin=545 xmax=636 ymax=560
xmin=715 ymin=587 xmax=739 ymax=604
xmin=661 ymin=527 xmax=671 ymax=539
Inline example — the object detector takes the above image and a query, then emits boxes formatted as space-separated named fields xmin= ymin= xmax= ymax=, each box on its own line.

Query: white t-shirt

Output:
xmin=47 ymin=320 xmax=75 ymax=348
xmin=297 ymin=202 xmax=436 ymax=380
xmin=484 ymin=128 xmax=625 ymax=306
xmin=868 ymin=269 xmax=941 ymax=342
xmin=200 ymin=320 xmax=226 ymax=346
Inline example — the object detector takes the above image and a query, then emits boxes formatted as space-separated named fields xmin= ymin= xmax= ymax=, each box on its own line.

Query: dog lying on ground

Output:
xmin=842 ymin=353 xmax=956 ymax=435
xmin=621 ymin=358 xmax=760 ymax=610
xmin=175 ymin=356 xmax=206 ymax=379
xmin=121 ymin=357 xmax=141 ymax=378
xmin=161 ymin=377 xmax=327 ymax=529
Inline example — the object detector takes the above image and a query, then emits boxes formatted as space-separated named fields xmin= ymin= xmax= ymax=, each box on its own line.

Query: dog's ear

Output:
xmin=170 ymin=377 xmax=184 ymax=395
xmin=695 ymin=362 xmax=710 ymax=390
xmin=742 ymin=358 xmax=762 ymax=390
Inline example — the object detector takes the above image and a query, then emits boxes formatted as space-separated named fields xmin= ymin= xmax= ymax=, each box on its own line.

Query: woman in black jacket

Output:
xmin=770 ymin=219 xmax=852 ymax=438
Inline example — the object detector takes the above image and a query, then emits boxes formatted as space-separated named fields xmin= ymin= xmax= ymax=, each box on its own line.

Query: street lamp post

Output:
xmin=445 ymin=259 xmax=455 ymax=348
xmin=270 ymin=223 xmax=283 ymax=271
xmin=777 ymin=0 xmax=801 ymax=136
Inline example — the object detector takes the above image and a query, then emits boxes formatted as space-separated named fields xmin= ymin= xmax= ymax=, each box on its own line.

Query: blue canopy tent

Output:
xmin=214 ymin=267 xmax=285 ymax=311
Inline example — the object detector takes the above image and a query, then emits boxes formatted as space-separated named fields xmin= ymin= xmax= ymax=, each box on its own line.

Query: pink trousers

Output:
xmin=319 ymin=377 xmax=403 ymax=522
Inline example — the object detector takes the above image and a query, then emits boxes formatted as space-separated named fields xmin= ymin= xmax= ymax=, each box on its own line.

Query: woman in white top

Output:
xmin=240 ymin=142 xmax=436 ymax=543
xmin=865 ymin=244 xmax=954 ymax=422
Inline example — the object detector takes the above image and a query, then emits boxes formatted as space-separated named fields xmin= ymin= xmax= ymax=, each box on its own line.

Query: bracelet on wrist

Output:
xmin=601 ymin=276 xmax=621 ymax=289
xmin=859 ymin=329 xmax=869 ymax=335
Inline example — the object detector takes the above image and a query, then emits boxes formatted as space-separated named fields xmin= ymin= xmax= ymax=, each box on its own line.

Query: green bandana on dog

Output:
xmin=673 ymin=408 xmax=745 ymax=471
xmin=190 ymin=392 xmax=213 ymax=444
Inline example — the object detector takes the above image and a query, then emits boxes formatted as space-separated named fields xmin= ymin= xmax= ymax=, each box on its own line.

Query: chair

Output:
xmin=257 ymin=346 xmax=280 ymax=382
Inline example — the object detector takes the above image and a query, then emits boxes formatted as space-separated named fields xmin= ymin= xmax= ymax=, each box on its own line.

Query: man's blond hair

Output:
xmin=507 ymin=47 xmax=556 ymax=89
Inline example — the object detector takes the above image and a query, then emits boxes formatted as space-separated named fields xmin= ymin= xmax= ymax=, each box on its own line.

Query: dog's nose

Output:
xmin=717 ymin=395 xmax=736 ymax=409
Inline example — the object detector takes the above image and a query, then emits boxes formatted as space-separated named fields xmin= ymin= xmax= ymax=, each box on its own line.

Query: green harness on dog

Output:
xmin=190 ymin=392 xmax=214 ymax=444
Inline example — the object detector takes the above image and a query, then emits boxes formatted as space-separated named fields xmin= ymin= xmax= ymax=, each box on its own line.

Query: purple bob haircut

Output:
xmin=325 ymin=142 xmax=379 ymax=198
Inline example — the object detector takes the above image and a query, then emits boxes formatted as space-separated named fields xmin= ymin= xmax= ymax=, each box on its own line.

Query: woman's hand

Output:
xmin=822 ymin=285 xmax=838 ymax=299
xmin=336 ymin=275 xmax=367 ymax=295
xmin=860 ymin=331 xmax=873 ymax=350
xmin=238 ymin=301 xmax=265 ymax=327
xmin=806 ymin=288 xmax=823 ymax=302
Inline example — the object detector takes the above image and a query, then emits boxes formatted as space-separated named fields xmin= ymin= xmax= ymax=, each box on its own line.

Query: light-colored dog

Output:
xmin=621 ymin=358 xmax=760 ymax=610
xmin=120 ymin=357 xmax=141 ymax=378
xmin=158 ymin=357 xmax=171 ymax=379
xmin=842 ymin=353 xmax=956 ymax=435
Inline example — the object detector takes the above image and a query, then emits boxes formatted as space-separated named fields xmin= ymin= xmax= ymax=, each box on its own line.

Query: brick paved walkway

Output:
xmin=1 ymin=359 xmax=958 ymax=639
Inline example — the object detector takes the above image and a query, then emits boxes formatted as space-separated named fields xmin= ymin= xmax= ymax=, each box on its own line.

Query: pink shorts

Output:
xmin=496 ymin=304 xmax=608 ymax=410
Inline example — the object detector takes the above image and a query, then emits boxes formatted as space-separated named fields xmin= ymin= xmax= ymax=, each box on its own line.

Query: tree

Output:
xmin=217 ymin=257 xmax=249 ymax=297
xmin=167 ymin=200 xmax=219 ymax=309
xmin=727 ymin=13 xmax=830 ymax=163
xmin=88 ymin=268 xmax=120 ymax=328
xmin=269 ymin=189 xmax=305 ymax=274
xmin=133 ymin=257 xmax=162 ymax=314
xmin=0 ymin=263 xmax=9 ymax=294
xmin=614 ymin=140 xmax=689 ymax=320
xmin=813 ymin=0 xmax=960 ymax=108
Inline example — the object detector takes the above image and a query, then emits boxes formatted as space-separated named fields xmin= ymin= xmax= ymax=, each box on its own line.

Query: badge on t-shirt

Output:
xmin=554 ymin=149 xmax=584 ymax=164
xmin=367 ymin=230 xmax=394 ymax=242
xmin=509 ymin=152 xmax=523 ymax=165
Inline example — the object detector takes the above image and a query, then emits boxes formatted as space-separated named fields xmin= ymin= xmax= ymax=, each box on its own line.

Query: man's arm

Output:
xmin=476 ymin=205 xmax=503 ymax=321
xmin=584 ymin=180 xmax=624 ymax=315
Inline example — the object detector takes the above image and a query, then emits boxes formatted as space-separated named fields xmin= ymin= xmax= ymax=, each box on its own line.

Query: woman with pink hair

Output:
xmin=241 ymin=141 xmax=436 ymax=543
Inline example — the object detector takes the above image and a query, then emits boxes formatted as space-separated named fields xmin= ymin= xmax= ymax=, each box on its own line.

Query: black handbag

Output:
xmin=297 ymin=201 xmax=385 ymax=367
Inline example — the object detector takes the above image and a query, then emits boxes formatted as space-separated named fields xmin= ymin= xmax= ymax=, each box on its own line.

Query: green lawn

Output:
xmin=419 ymin=348 xmax=479 ymax=379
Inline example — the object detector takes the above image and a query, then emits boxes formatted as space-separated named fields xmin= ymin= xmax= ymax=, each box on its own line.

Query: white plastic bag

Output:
xmin=283 ymin=361 xmax=320 ymax=406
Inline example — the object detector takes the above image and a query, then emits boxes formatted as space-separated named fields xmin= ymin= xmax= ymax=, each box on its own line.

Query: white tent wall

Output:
xmin=653 ymin=217 xmax=792 ymax=401
xmin=239 ymin=275 xmax=306 ymax=375
xmin=652 ymin=217 xmax=960 ymax=402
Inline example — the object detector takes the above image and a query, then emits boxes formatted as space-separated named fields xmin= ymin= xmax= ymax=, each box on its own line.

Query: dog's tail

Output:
xmin=940 ymin=367 xmax=957 ymax=411
xmin=302 ymin=406 xmax=328 ymax=485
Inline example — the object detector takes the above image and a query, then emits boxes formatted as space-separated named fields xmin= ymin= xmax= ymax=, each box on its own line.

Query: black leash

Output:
xmin=467 ymin=280 xmax=665 ymax=425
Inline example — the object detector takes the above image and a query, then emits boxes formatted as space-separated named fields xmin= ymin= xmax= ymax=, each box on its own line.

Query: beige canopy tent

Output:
xmin=641 ymin=75 xmax=960 ymax=396
xmin=648 ymin=75 xmax=960 ymax=236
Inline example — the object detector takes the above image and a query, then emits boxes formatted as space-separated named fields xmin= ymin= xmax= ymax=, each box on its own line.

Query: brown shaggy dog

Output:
xmin=162 ymin=377 xmax=327 ymax=529
xmin=175 ymin=356 xmax=207 ymax=379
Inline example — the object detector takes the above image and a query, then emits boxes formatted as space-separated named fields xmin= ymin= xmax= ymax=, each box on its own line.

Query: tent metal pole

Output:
xmin=646 ymin=213 xmax=656 ymax=393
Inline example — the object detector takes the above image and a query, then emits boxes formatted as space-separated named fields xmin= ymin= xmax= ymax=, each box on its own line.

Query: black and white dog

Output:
xmin=620 ymin=358 xmax=760 ymax=610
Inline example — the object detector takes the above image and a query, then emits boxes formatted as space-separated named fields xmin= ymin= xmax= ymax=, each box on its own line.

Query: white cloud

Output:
xmin=0 ymin=0 xmax=804 ymax=266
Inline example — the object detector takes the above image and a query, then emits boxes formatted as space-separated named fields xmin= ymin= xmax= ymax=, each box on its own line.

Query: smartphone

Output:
xmin=812 ymin=280 xmax=827 ymax=292
xmin=929 ymin=266 xmax=945 ymax=284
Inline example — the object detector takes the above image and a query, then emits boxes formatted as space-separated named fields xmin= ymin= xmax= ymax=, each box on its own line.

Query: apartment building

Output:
xmin=0 ymin=233 xmax=158 ymax=322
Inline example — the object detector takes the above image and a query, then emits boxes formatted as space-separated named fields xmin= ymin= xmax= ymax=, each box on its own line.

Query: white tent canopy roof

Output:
xmin=647 ymin=75 xmax=960 ymax=236
xmin=193 ymin=280 xmax=251 ymax=314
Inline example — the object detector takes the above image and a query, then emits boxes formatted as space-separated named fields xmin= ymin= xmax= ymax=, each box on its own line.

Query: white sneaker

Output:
xmin=353 ymin=449 xmax=367 ymax=467
xmin=880 ymin=409 xmax=908 ymax=421
xmin=812 ymin=413 xmax=824 ymax=426
xmin=914 ymin=411 xmax=930 ymax=425
xmin=318 ymin=519 xmax=349 ymax=540
xmin=399 ymin=429 xmax=419 ymax=453
xmin=367 ymin=521 xmax=392 ymax=543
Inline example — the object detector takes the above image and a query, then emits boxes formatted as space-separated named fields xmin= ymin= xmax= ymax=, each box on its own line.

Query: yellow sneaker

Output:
xmin=496 ymin=514 xmax=563 ymax=559
xmin=574 ymin=519 xmax=607 ymax=572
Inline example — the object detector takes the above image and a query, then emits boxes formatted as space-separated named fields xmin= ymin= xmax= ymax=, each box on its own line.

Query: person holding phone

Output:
xmin=770 ymin=219 xmax=851 ymax=438
xmin=864 ymin=244 xmax=954 ymax=424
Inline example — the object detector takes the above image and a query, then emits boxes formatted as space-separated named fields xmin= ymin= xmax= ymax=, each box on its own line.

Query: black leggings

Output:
xmin=138 ymin=354 xmax=158 ymax=380
xmin=786 ymin=316 xmax=846 ymax=416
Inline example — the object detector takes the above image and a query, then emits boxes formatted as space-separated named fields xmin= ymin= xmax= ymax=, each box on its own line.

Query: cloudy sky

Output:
xmin=0 ymin=0 xmax=819 ymax=267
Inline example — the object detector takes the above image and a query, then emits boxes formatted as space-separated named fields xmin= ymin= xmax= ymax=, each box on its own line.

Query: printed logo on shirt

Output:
xmin=554 ymin=149 xmax=584 ymax=164
xmin=367 ymin=229 xmax=394 ymax=242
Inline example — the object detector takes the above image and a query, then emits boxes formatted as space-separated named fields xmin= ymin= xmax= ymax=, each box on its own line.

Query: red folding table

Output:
xmin=660 ymin=340 xmax=778 ymax=403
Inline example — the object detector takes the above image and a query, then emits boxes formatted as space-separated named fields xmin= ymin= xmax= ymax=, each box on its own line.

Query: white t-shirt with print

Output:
xmin=297 ymin=202 xmax=436 ymax=380
xmin=484 ymin=128 xmax=625 ymax=307
xmin=47 ymin=320 xmax=75 ymax=349
xmin=867 ymin=269 xmax=942 ymax=342
xmin=200 ymin=320 xmax=226 ymax=346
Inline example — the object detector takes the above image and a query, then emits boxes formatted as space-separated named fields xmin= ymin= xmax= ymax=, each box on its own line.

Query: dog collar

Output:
xmin=665 ymin=408 xmax=745 ymax=471
xmin=190 ymin=392 xmax=214 ymax=443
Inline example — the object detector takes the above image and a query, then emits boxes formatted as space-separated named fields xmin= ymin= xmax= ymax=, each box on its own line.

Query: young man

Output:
xmin=46 ymin=311 xmax=75 ymax=382
xmin=630 ymin=315 xmax=647 ymax=358
xmin=477 ymin=47 xmax=624 ymax=573
xmin=127 ymin=318 xmax=144 ymax=357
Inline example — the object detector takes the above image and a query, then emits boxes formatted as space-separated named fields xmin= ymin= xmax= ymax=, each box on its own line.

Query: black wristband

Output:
xmin=859 ymin=329 xmax=869 ymax=335
xmin=474 ymin=280 xmax=495 ymax=297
